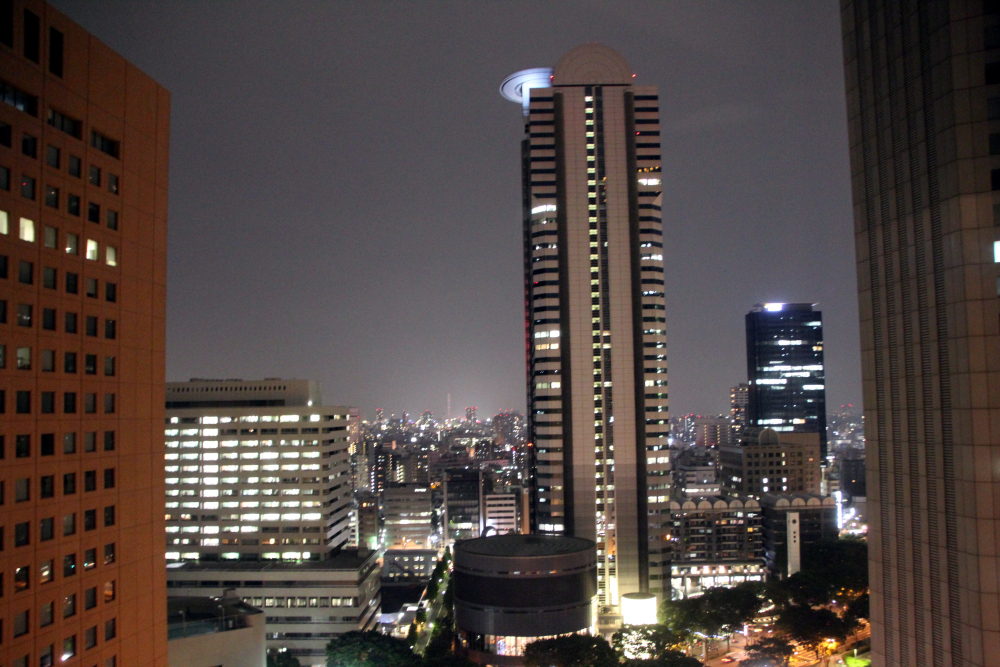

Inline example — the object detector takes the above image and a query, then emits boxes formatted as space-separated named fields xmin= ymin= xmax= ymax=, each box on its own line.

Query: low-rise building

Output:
xmin=484 ymin=494 xmax=519 ymax=534
xmin=667 ymin=496 xmax=764 ymax=599
xmin=719 ymin=427 xmax=821 ymax=498
xmin=166 ymin=549 xmax=380 ymax=667
xmin=384 ymin=483 xmax=433 ymax=548
xmin=760 ymin=493 xmax=838 ymax=578
xmin=383 ymin=548 xmax=438 ymax=581
xmin=168 ymin=595 xmax=266 ymax=667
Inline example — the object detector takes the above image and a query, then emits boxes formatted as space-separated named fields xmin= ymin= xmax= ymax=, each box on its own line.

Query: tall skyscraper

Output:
xmin=745 ymin=303 xmax=827 ymax=456
xmin=730 ymin=381 xmax=749 ymax=441
xmin=502 ymin=43 xmax=669 ymax=606
xmin=164 ymin=379 xmax=355 ymax=562
xmin=842 ymin=2 xmax=1000 ymax=665
xmin=0 ymin=3 xmax=169 ymax=664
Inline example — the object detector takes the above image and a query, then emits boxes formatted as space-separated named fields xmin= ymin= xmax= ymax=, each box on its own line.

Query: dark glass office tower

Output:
xmin=745 ymin=303 xmax=826 ymax=457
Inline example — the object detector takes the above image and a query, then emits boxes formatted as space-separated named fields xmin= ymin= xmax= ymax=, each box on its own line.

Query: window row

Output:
xmin=0 ymin=303 xmax=117 ymax=336
xmin=0 ymin=390 xmax=116 ymax=415
xmin=0 ymin=432 xmax=116 ymax=457
xmin=1 ymin=470 xmax=116 ymax=504
xmin=1 ymin=215 xmax=119 ymax=265
xmin=9 ymin=621 xmax=116 ymax=667
xmin=3 ymin=509 xmax=116 ymax=551
xmin=0 ymin=346 xmax=116 ymax=375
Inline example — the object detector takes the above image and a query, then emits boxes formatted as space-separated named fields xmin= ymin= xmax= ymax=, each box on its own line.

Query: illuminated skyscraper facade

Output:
xmin=502 ymin=43 xmax=669 ymax=606
xmin=0 ymin=2 xmax=169 ymax=664
xmin=745 ymin=303 xmax=827 ymax=457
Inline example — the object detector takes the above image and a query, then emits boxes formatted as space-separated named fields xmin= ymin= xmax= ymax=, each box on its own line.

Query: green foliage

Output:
xmin=658 ymin=584 xmax=763 ymax=640
xmin=844 ymin=592 xmax=869 ymax=624
xmin=741 ymin=637 xmax=793 ymax=667
xmin=785 ymin=539 xmax=868 ymax=605
xmin=415 ymin=608 xmax=428 ymax=625
xmin=625 ymin=650 xmax=704 ymax=667
xmin=523 ymin=634 xmax=619 ymax=667
xmin=268 ymin=652 xmax=302 ymax=667
xmin=407 ymin=622 xmax=418 ymax=648
xmin=422 ymin=653 xmax=478 ymax=667
xmin=423 ymin=619 xmax=456 ymax=660
xmin=611 ymin=624 xmax=682 ymax=660
xmin=775 ymin=605 xmax=848 ymax=658
xmin=326 ymin=630 xmax=420 ymax=667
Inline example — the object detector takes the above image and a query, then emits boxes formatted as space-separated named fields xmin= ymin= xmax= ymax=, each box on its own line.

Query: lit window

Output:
xmin=106 ymin=246 xmax=117 ymax=266
xmin=19 ymin=217 xmax=34 ymax=242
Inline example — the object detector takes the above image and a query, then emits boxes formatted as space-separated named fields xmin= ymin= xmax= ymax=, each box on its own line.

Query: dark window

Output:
xmin=107 ymin=209 xmax=118 ymax=230
xmin=15 ymin=390 xmax=29 ymax=413
xmin=103 ymin=506 xmax=115 ymax=527
xmin=68 ymin=193 xmax=80 ymax=215
xmin=88 ymin=164 xmax=100 ymax=186
xmin=63 ymin=593 xmax=75 ymax=618
xmin=66 ymin=272 xmax=78 ymax=294
xmin=104 ymin=469 xmax=114 ymax=489
xmin=83 ymin=509 xmax=95 ymax=531
xmin=104 ymin=356 xmax=115 ymax=376
xmin=85 ymin=626 xmax=97 ymax=648
xmin=17 ymin=303 xmax=31 ymax=326
xmin=43 ymin=224 xmax=57 ymax=244
xmin=105 ymin=319 xmax=116 ymax=339
xmin=14 ymin=522 xmax=28 ymax=546
xmin=63 ymin=553 xmax=76 ymax=577
xmin=84 ymin=587 xmax=97 ymax=610
xmin=21 ymin=132 xmax=36 ymax=157
xmin=991 ymin=168 xmax=1000 ymax=191
xmin=0 ymin=78 xmax=38 ymax=115
xmin=64 ymin=351 xmax=77 ymax=373
xmin=0 ymin=299 xmax=5 ymax=324
xmin=103 ymin=393 xmax=115 ymax=414
xmin=0 ymin=0 xmax=11 ymax=47
xmin=20 ymin=173 xmax=34 ymax=199
xmin=14 ymin=610 xmax=28 ymax=636
xmin=42 ymin=307 xmax=55 ymax=330
xmin=63 ymin=433 xmax=75 ymax=454
xmin=46 ymin=144 xmax=60 ymax=168
xmin=104 ymin=542 xmax=115 ymax=564
xmin=44 ymin=184 xmax=58 ymax=207
xmin=43 ymin=265 xmax=56 ymax=288
xmin=84 ymin=548 xmax=96 ymax=569
xmin=106 ymin=282 xmax=117 ymax=302
xmin=63 ymin=473 xmax=75 ymax=495
xmin=84 ymin=354 xmax=96 ymax=375
xmin=63 ymin=391 xmax=76 ymax=413
xmin=40 ymin=476 xmax=54 ymax=498
xmin=987 ymin=62 xmax=1000 ymax=85
xmin=68 ymin=154 xmax=81 ymax=177
xmin=63 ymin=513 xmax=75 ymax=536
xmin=41 ymin=433 xmax=54 ymax=455
xmin=86 ymin=277 xmax=97 ymax=297
xmin=108 ymin=173 xmax=118 ymax=194
xmin=84 ymin=432 xmax=96 ymax=452
xmin=104 ymin=618 xmax=116 ymax=640
xmin=87 ymin=201 xmax=99 ymax=223
xmin=65 ymin=311 xmax=77 ymax=333
xmin=15 ymin=434 xmax=29 ymax=457
xmin=0 ymin=120 xmax=9 ymax=146
xmin=47 ymin=109 xmax=80 ymax=138
xmin=0 ymin=253 xmax=6 ymax=277
xmin=84 ymin=470 xmax=96 ymax=492
xmin=989 ymin=97 xmax=1000 ymax=120
xmin=40 ymin=518 xmax=53 ymax=541
xmin=41 ymin=349 xmax=55 ymax=370
xmin=0 ymin=165 xmax=8 ymax=189
xmin=17 ymin=260 xmax=31 ymax=284
xmin=23 ymin=9 xmax=39 ymax=62
xmin=91 ymin=131 xmax=119 ymax=158
xmin=15 ymin=478 xmax=28 ymax=501
xmin=84 ymin=392 xmax=96 ymax=413
xmin=103 ymin=431 xmax=115 ymax=451
xmin=40 ymin=391 xmax=54 ymax=413
xmin=86 ymin=315 xmax=97 ymax=336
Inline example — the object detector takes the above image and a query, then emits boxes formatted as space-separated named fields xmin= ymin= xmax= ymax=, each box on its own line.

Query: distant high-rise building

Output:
xmin=164 ymin=379 xmax=355 ymax=561
xmin=465 ymin=406 xmax=477 ymax=423
xmin=483 ymin=494 xmax=519 ymax=535
xmin=383 ymin=483 xmax=431 ymax=549
xmin=1 ymin=3 xmax=171 ymax=663
xmin=694 ymin=415 xmax=731 ymax=448
xmin=375 ymin=407 xmax=384 ymax=424
xmin=719 ymin=427 xmax=821 ymax=499
xmin=745 ymin=303 xmax=826 ymax=457
xmin=840 ymin=3 xmax=1000 ymax=663
xmin=503 ymin=43 xmax=669 ymax=606
xmin=444 ymin=468 xmax=482 ymax=546
xmin=730 ymin=382 xmax=749 ymax=441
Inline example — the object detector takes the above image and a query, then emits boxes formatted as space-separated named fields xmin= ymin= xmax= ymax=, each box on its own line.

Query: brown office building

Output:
xmin=1 ymin=2 xmax=169 ymax=666
xmin=842 ymin=1 xmax=1000 ymax=665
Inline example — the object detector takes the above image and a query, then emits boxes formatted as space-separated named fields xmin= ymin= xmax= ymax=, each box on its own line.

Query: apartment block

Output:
xmin=0 ymin=2 xmax=170 ymax=665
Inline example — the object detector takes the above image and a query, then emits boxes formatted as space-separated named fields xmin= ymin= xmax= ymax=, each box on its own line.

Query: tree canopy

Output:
xmin=740 ymin=637 xmax=794 ymax=667
xmin=268 ymin=652 xmax=302 ymax=667
xmin=523 ymin=634 xmax=619 ymax=667
xmin=326 ymin=631 xmax=421 ymax=667
xmin=611 ymin=624 xmax=682 ymax=660
xmin=775 ymin=605 xmax=848 ymax=658
xmin=659 ymin=584 xmax=763 ymax=640
xmin=625 ymin=651 xmax=704 ymax=667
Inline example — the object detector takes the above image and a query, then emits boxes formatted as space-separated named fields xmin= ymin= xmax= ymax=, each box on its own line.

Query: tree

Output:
xmin=775 ymin=605 xmax=848 ymax=660
xmin=422 ymin=653 xmax=477 ymax=667
xmin=625 ymin=651 xmax=704 ymax=667
xmin=268 ymin=652 xmax=301 ymax=667
xmin=407 ymin=622 xmax=418 ymax=648
xmin=659 ymin=597 xmax=703 ymax=642
xmin=326 ymin=631 xmax=421 ymax=667
xmin=741 ymin=637 xmax=794 ymax=667
xmin=523 ymin=635 xmax=618 ymax=667
xmin=611 ymin=624 xmax=682 ymax=660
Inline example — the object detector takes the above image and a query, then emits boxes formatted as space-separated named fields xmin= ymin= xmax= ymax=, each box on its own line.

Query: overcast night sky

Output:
xmin=51 ymin=1 xmax=859 ymax=421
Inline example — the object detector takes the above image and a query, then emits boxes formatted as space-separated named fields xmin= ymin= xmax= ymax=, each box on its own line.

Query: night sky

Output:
xmin=51 ymin=1 xmax=859 ymax=421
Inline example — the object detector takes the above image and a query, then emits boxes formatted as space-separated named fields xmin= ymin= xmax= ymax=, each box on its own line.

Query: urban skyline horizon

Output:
xmin=50 ymin=0 xmax=862 ymax=421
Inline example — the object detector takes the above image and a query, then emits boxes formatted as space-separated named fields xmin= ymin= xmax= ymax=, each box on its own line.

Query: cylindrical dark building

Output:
xmin=454 ymin=534 xmax=597 ymax=666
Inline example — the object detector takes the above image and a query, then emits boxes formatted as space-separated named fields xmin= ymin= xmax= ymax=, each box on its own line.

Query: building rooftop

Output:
xmin=167 ymin=595 xmax=261 ymax=640
xmin=457 ymin=534 xmax=593 ymax=558
xmin=166 ymin=549 xmax=376 ymax=573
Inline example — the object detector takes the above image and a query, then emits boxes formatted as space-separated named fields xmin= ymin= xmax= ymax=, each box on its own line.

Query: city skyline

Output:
xmin=48 ymin=1 xmax=862 ymax=420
